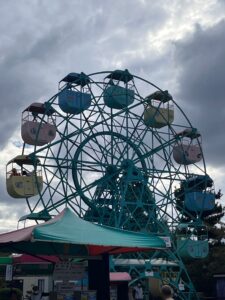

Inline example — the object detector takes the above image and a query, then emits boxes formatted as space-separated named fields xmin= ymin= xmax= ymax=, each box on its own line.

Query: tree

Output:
xmin=175 ymin=183 xmax=225 ymax=296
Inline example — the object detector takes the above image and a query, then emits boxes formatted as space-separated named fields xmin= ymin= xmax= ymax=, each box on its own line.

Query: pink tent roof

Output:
xmin=110 ymin=272 xmax=131 ymax=281
xmin=13 ymin=254 xmax=59 ymax=264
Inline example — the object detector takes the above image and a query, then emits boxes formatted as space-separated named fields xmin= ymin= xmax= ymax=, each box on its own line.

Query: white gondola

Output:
xmin=173 ymin=129 xmax=202 ymax=165
xmin=21 ymin=102 xmax=56 ymax=146
xmin=144 ymin=90 xmax=174 ymax=128
xmin=6 ymin=155 xmax=43 ymax=198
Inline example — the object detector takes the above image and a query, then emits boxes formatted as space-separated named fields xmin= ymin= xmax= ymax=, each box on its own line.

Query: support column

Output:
xmin=88 ymin=253 xmax=110 ymax=300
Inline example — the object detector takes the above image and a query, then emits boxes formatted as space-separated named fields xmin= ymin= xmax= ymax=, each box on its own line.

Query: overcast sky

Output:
xmin=0 ymin=0 xmax=225 ymax=232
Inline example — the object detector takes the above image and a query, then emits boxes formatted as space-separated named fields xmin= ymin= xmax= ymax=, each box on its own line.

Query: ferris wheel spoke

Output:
xmin=153 ymin=153 xmax=173 ymax=191
xmin=78 ymin=146 xmax=106 ymax=167
xmin=43 ymin=165 xmax=70 ymax=196
xmin=114 ymin=143 xmax=130 ymax=164
xmin=127 ymin=110 xmax=145 ymax=142
xmin=56 ymin=118 xmax=79 ymax=140
xmin=75 ymin=160 xmax=109 ymax=169
xmin=57 ymin=139 xmax=74 ymax=161
xmin=77 ymin=168 xmax=98 ymax=199
xmin=111 ymin=139 xmax=129 ymax=162
xmin=94 ymin=136 xmax=124 ymax=165
xmin=88 ymin=137 xmax=113 ymax=164
xmin=87 ymin=135 xmax=111 ymax=163
xmin=86 ymin=84 xmax=112 ymax=132
xmin=43 ymin=193 xmax=79 ymax=214
xmin=74 ymin=164 xmax=124 ymax=206
xmin=117 ymin=115 xmax=127 ymax=136
xmin=67 ymin=200 xmax=86 ymax=217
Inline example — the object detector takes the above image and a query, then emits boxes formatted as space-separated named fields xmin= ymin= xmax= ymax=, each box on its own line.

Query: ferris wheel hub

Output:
xmin=121 ymin=159 xmax=134 ymax=168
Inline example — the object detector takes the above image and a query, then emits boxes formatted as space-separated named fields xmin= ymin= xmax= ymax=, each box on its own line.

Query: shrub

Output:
xmin=0 ymin=287 xmax=22 ymax=300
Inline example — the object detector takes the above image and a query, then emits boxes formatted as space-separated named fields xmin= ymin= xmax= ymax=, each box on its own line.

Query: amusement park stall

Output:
xmin=0 ymin=256 xmax=132 ymax=300
xmin=109 ymin=272 xmax=131 ymax=300
xmin=13 ymin=254 xmax=57 ymax=299
xmin=0 ymin=208 xmax=165 ymax=300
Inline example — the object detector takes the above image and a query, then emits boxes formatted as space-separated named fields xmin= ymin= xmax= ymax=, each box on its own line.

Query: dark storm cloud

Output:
xmin=0 ymin=0 xmax=170 ymax=230
xmin=174 ymin=20 xmax=225 ymax=167
xmin=0 ymin=0 xmax=168 ymax=150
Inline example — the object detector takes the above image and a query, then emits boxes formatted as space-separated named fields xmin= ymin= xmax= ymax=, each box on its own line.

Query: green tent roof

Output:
xmin=0 ymin=208 xmax=165 ymax=256
xmin=0 ymin=257 xmax=12 ymax=264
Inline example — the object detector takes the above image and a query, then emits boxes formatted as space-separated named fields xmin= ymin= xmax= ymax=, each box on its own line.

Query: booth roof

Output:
xmin=12 ymin=254 xmax=59 ymax=264
xmin=110 ymin=272 xmax=131 ymax=281
xmin=0 ymin=208 xmax=165 ymax=256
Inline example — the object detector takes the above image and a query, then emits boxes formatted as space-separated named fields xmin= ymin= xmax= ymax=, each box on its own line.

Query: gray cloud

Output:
xmin=0 ymin=0 xmax=169 ymax=149
xmin=0 ymin=176 xmax=27 ymax=233
xmin=0 ymin=0 xmax=170 ymax=230
xmin=174 ymin=20 xmax=225 ymax=167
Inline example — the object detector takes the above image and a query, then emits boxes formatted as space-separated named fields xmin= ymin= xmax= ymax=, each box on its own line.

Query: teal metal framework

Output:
xmin=12 ymin=70 xmax=215 ymax=299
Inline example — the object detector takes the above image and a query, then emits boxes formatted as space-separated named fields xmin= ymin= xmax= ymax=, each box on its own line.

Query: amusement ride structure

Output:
xmin=6 ymin=70 xmax=218 ymax=299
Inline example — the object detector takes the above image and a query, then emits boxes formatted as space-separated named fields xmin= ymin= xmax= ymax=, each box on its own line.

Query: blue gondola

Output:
xmin=58 ymin=72 xmax=92 ymax=114
xmin=58 ymin=89 xmax=91 ymax=114
xmin=175 ymin=175 xmax=215 ymax=212
xmin=184 ymin=191 xmax=215 ymax=212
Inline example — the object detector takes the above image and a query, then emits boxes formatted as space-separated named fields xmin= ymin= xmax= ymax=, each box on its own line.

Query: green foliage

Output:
xmin=207 ymin=224 xmax=225 ymax=244
xmin=0 ymin=277 xmax=6 ymax=288
xmin=0 ymin=287 xmax=22 ymax=300
xmin=175 ymin=196 xmax=224 ymax=225
xmin=186 ymin=244 xmax=225 ymax=296
xmin=175 ymin=185 xmax=225 ymax=296
xmin=182 ymin=198 xmax=225 ymax=296
xmin=204 ymin=203 xmax=225 ymax=226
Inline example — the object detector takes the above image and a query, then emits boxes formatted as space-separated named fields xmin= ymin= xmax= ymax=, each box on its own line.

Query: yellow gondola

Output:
xmin=144 ymin=90 xmax=174 ymax=128
xmin=6 ymin=155 xmax=43 ymax=198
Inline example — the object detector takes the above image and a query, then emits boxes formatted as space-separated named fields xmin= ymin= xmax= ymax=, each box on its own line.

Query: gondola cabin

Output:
xmin=103 ymin=69 xmax=135 ymax=109
xmin=184 ymin=191 xmax=215 ymax=212
xmin=18 ymin=209 xmax=51 ymax=226
xmin=104 ymin=85 xmax=134 ymax=109
xmin=6 ymin=155 xmax=43 ymax=198
xmin=58 ymin=72 xmax=92 ymax=114
xmin=176 ymin=224 xmax=209 ymax=259
xmin=21 ymin=103 xmax=56 ymax=146
xmin=184 ymin=175 xmax=215 ymax=212
xmin=173 ymin=128 xmax=202 ymax=165
xmin=144 ymin=90 xmax=174 ymax=128
xmin=175 ymin=175 xmax=215 ymax=212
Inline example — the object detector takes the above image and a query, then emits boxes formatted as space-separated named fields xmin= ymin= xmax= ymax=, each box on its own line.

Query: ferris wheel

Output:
xmin=6 ymin=70 xmax=216 ymax=298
